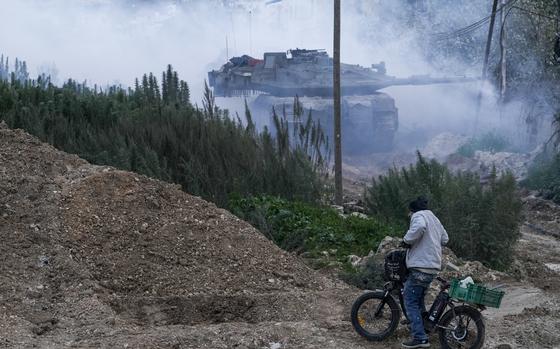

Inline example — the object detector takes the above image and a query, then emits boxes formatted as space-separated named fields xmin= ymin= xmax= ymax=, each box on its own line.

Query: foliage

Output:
xmin=523 ymin=110 xmax=560 ymax=203
xmin=365 ymin=152 xmax=523 ymax=270
xmin=523 ymin=151 xmax=560 ymax=203
xmin=457 ymin=131 xmax=510 ymax=157
xmin=0 ymin=61 xmax=330 ymax=207
xmin=229 ymin=195 xmax=399 ymax=260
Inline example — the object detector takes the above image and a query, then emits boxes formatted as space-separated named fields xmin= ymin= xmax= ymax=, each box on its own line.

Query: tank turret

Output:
xmin=208 ymin=49 xmax=475 ymax=97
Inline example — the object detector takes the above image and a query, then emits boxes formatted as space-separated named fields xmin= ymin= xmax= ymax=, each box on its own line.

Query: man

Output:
xmin=401 ymin=196 xmax=449 ymax=349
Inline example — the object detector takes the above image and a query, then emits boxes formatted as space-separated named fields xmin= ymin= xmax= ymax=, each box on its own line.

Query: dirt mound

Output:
xmin=0 ymin=126 xmax=351 ymax=347
xmin=61 ymin=170 xmax=331 ymax=296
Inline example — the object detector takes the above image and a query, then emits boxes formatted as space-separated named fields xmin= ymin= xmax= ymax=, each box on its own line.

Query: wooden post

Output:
xmin=474 ymin=0 xmax=500 ymax=133
xmin=333 ymin=0 xmax=343 ymax=206
xmin=482 ymin=0 xmax=499 ymax=81
xmin=499 ymin=0 xmax=507 ymax=103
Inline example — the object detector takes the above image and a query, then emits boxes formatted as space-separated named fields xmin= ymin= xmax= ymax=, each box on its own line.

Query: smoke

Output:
xmin=0 ymin=0 xmax=552 ymax=153
xmin=0 ymin=0 xmax=463 ymax=91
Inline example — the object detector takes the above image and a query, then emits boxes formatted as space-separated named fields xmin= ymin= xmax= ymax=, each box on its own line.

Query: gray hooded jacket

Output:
xmin=403 ymin=210 xmax=449 ymax=271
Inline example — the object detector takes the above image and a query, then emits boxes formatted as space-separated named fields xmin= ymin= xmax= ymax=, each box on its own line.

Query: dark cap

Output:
xmin=409 ymin=196 xmax=428 ymax=213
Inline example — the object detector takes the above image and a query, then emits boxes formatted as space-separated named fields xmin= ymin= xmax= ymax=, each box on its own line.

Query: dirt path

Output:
xmin=483 ymin=226 xmax=560 ymax=348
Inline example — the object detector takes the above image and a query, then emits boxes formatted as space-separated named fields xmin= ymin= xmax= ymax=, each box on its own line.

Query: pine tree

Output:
xmin=161 ymin=71 xmax=168 ymax=103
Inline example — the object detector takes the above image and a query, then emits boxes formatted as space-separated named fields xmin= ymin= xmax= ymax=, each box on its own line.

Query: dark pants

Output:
xmin=404 ymin=270 xmax=435 ymax=341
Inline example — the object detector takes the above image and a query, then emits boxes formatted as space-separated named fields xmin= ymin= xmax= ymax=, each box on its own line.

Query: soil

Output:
xmin=1 ymin=123 xmax=559 ymax=348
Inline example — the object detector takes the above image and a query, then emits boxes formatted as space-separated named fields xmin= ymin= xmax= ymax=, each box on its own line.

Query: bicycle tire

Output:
xmin=438 ymin=305 xmax=485 ymax=349
xmin=350 ymin=290 xmax=400 ymax=341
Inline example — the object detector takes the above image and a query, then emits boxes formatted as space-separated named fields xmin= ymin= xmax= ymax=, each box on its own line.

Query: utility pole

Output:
xmin=499 ymin=0 xmax=507 ymax=103
xmin=557 ymin=0 xmax=560 ymax=62
xmin=333 ymin=0 xmax=343 ymax=206
xmin=474 ymin=0 xmax=499 ymax=132
xmin=482 ymin=0 xmax=499 ymax=81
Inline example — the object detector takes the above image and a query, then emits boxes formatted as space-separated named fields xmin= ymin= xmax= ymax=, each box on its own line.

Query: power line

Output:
xmin=433 ymin=0 xmax=519 ymax=41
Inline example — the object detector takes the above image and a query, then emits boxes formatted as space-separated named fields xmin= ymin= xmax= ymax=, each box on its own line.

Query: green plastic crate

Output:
xmin=448 ymin=279 xmax=468 ymax=301
xmin=465 ymin=284 xmax=505 ymax=308
xmin=448 ymin=279 xmax=505 ymax=308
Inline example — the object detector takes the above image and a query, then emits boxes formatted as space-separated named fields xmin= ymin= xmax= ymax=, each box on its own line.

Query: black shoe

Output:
xmin=401 ymin=338 xmax=430 ymax=348
xmin=400 ymin=319 xmax=410 ymax=325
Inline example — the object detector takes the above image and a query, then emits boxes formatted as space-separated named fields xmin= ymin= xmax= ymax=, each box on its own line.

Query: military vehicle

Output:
xmin=208 ymin=49 xmax=474 ymax=153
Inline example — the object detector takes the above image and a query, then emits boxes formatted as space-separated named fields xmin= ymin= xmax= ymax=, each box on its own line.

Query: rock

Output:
xmin=343 ymin=201 xmax=366 ymax=214
xmin=330 ymin=205 xmax=344 ymax=214
xmin=349 ymin=212 xmax=368 ymax=219
xmin=347 ymin=255 xmax=361 ymax=267
xmin=376 ymin=236 xmax=400 ymax=254
xmin=508 ymin=259 xmax=529 ymax=281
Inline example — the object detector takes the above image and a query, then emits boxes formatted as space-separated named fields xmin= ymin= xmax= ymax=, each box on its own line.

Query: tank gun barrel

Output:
xmin=381 ymin=75 xmax=479 ymax=89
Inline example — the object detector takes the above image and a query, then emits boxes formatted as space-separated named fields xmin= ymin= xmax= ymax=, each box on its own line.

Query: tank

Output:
xmin=208 ymin=49 xmax=474 ymax=153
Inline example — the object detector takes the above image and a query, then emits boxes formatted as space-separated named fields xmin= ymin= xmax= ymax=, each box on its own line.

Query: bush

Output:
xmin=457 ymin=132 xmax=510 ymax=157
xmin=523 ymin=152 xmax=560 ymax=203
xmin=229 ymin=195 xmax=399 ymax=260
xmin=365 ymin=152 xmax=523 ymax=270
xmin=522 ymin=111 xmax=560 ymax=202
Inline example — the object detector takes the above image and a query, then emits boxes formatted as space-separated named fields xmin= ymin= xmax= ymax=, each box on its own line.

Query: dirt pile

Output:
xmin=0 ymin=125 xmax=354 ymax=348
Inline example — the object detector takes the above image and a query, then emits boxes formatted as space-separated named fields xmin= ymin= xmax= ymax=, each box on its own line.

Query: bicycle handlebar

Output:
xmin=436 ymin=276 xmax=451 ymax=290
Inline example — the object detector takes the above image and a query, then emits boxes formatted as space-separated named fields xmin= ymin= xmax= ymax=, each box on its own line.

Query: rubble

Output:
xmin=421 ymin=132 xmax=468 ymax=161
xmin=446 ymin=148 xmax=540 ymax=181
xmin=350 ymin=235 xmax=505 ymax=283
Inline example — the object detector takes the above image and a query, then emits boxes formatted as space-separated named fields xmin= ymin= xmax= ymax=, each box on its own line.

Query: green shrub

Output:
xmin=523 ymin=152 xmax=560 ymax=203
xmin=457 ymin=132 xmax=510 ymax=157
xmin=522 ymin=111 xmax=560 ymax=203
xmin=229 ymin=195 xmax=399 ymax=260
xmin=365 ymin=152 xmax=523 ymax=270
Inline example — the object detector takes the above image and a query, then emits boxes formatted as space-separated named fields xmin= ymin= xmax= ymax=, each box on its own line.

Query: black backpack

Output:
xmin=384 ymin=250 xmax=408 ymax=281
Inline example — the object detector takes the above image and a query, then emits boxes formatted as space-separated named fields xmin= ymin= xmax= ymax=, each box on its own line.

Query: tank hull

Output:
xmin=252 ymin=93 xmax=398 ymax=154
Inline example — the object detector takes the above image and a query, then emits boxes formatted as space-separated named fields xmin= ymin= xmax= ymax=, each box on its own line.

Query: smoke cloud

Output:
xmin=0 ymin=0 xmax=551 ymax=154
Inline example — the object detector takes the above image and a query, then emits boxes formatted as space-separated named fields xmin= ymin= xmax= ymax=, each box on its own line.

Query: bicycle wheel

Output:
xmin=350 ymin=291 xmax=400 ymax=341
xmin=438 ymin=305 xmax=485 ymax=349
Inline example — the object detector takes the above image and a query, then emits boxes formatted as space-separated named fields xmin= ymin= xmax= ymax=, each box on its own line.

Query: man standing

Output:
xmin=401 ymin=196 xmax=449 ymax=348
